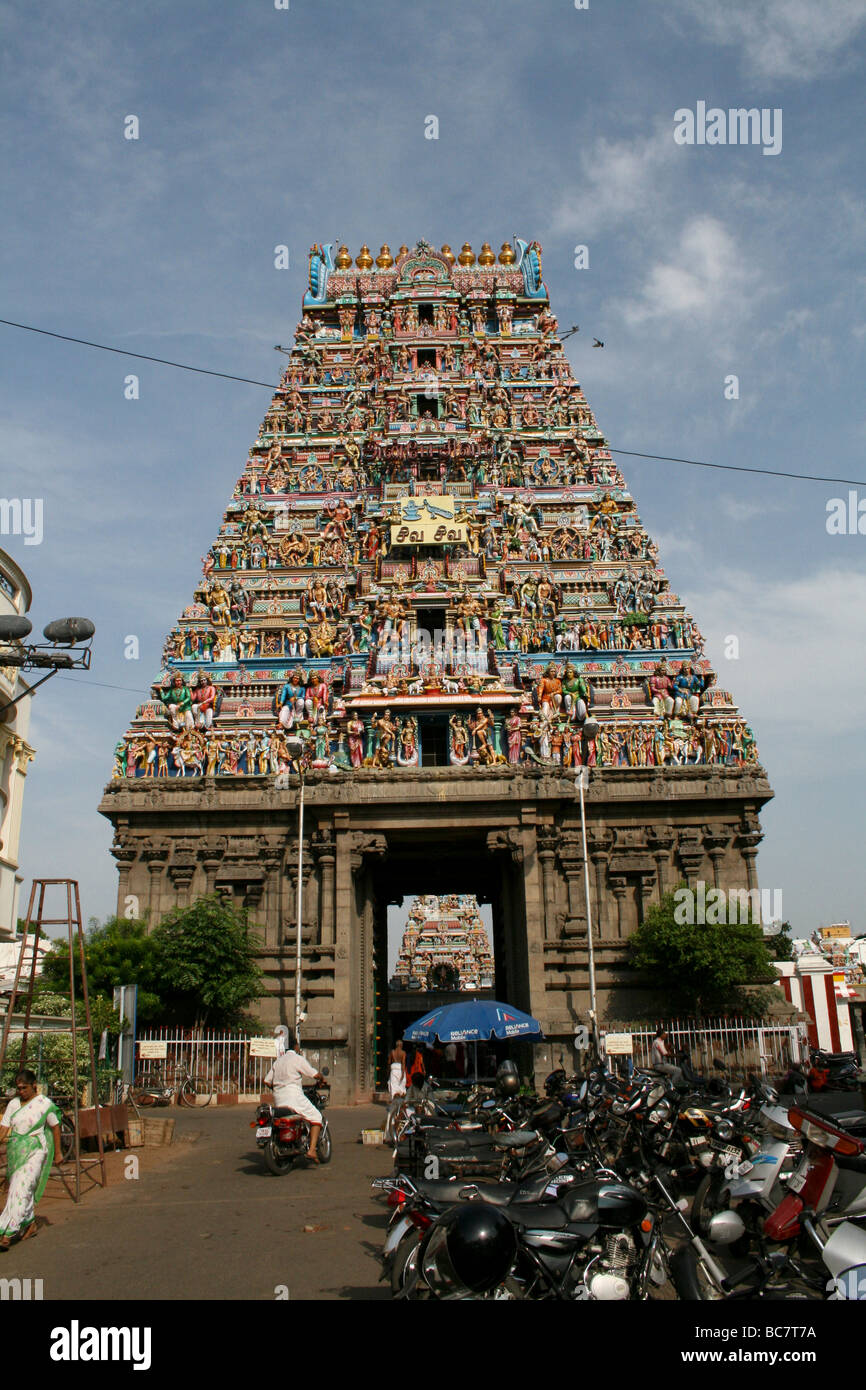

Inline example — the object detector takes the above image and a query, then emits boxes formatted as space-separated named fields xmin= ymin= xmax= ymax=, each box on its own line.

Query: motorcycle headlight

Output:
xmin=763 ymin=1115 xmax=796 ymax=1142
xmin=714 ymin=1119 xmax=734 ymax=1143
xmin=648 ymin=1100 xmax=672 ymax=1125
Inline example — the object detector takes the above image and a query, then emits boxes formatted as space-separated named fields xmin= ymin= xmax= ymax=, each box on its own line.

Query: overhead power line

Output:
xmin=1 ymin=316 xmax=862 ymax=487
xmin=607 ymin=448 xmax=865 ymax=489
xmin=0 ymin=317 xmax=278 ymax=389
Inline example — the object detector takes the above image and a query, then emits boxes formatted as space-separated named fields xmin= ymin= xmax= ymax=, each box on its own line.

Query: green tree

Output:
xmin=151 ymin=895 xmax=264 ymax=1031
xmin=628 ymin=889 xmax=780 ymax=1017
xmin=37 ymin=916 xmax=164 ymax=1022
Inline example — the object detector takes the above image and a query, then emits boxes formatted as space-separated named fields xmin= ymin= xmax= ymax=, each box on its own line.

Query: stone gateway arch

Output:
xmin=100 ymin=238 xmax=772 ymax=1102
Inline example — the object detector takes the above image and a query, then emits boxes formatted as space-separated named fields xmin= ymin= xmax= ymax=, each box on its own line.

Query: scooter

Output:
xmin=763 ymin=1104 xmax=866 ymax=1298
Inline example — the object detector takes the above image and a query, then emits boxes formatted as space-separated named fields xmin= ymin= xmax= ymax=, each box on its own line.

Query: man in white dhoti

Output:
xmin=388 ymin=1039 xmax=407 ymax=1100
xmin=264 ymin=1036 xmax=326 ymax=1163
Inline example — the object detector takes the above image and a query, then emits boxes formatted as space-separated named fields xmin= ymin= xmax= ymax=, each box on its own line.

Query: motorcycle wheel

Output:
xmin=670 ymin=1246 xmax=726 ymax=1301
xmin=390 ymin=1230 xmax=421 ymax=1295
xmin=264 ymin=1139 xmax=295 ymax=1176
xmin=317 ymin=1127 xmax=332 ymax=1165
xmin=691 ymin=1172 xmax=726 ymax=1236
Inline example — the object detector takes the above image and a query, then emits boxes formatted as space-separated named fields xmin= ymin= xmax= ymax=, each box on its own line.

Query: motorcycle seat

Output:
xmin=822 ymin=1108 xmax=866 ymax=1134
xmin=273 ymin=1107 xmax=301 ymax=1118
xmin=493 ymin=1131 xmax=539 ymax=1151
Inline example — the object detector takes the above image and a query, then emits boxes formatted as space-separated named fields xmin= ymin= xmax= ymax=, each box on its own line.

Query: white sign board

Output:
xmin=138 ymin=1040 xmax=168 ymax=1060
xmin=602 ymin=1032 xmax=634 ymax=1055
xmin=249 ymin=1037 xmax=278 ymax=1059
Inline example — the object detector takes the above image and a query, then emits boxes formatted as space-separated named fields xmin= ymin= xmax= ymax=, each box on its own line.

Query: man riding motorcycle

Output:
xmin=264 ymin=1033 xmax=327 ymax=1164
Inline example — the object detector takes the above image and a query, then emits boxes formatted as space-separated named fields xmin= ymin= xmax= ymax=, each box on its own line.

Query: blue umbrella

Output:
xmin=404 ymin=998 xmax=543 ymax=1044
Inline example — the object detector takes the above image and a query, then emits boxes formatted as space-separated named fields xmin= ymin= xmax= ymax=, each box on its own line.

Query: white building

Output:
xmin=0 ymin=549 xmax=35 ymax=940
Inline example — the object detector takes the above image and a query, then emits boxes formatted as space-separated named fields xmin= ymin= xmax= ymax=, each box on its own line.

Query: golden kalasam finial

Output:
xmin=457 ymin=242 xmax=475 ymax=266
xmin=498 ymin=241 xmax=516 ymax=265
xmin=375 ymin=244 xmax=394 ymax=268
xmin=440 ymin=244 xmax=456 ymax=266
xmin=334 ymin=244 xmax=353 ymax=269
xmin=355 ymin=244 xmax=374 ymax=269
xmin=397 ymin=244 xmax=409 ymax=256
xmin=478 ymin=242 xmax=495 ymax=266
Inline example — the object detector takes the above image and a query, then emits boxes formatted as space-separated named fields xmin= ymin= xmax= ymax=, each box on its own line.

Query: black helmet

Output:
xmin=420 ymin=1204 xmax=518 ymax=1297
xmin=495 ymin=1059 xmax=520 ymax=1097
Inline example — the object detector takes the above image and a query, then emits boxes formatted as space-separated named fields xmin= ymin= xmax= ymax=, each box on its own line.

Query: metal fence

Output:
xmin=135 ymin=1029 xmax=271 ymax=1096
xmin=607 ymin=1017 xmax=808 ymax=1079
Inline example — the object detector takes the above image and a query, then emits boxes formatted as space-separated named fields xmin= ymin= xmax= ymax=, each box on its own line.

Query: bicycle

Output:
xmin=131 ymin=1062 xmax=214 ymax=1109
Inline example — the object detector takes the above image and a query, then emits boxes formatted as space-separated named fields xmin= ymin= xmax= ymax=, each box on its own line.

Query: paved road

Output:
xmin=1 ymin=1104 xmax=394 ymax=1301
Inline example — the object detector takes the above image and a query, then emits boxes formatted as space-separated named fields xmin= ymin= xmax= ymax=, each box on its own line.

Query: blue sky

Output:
xmin=1 ymin=0 xmax=864 ymax=935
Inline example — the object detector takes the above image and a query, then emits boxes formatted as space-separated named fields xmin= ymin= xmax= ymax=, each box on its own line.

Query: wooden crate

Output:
xmin=142 ymin=1117 xmax=175 ymax=1146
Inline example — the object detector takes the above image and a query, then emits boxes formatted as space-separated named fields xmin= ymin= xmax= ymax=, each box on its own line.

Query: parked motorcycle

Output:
xmin=252 ymin=1069 xmax=331 ymax=1175
xmin=399 ymin=1172 xmax=674 ymax=1300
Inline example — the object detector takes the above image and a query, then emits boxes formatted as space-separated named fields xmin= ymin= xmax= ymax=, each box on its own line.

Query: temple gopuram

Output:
xmin=391 ymin=895 xmax=495 ymax=993
xmin=100 ymin=238 xmax=773 ymax=1100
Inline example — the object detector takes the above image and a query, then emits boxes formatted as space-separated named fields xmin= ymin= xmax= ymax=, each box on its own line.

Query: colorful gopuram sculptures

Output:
xmin=113 ymin=238 xmax=759 ymax=780
xmin=390 ymin=894 xmax=495 ymax=992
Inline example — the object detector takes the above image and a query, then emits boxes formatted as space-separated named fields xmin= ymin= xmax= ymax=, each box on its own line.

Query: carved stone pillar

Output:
xmin=110 ymin=840 xmax=137 ymax=916
xmin=536 ymin=829 xmax=559 ymax=941
xmin=347 ymin=832 xmax=387 ymax=1096
xmin=736 ymin=822 xmax=763 ymax=893
xmin=283 ymin=840 xmax=314 ymax=943
xmin=645 ymin=827 xmax=674 ymax=903
xmin=677 ymin=828 xmax=704 ymax=888
xmin=635 ymin=869 xmax=656 ymax=926
xmin=140 ymin=842 xmax=169 ymax=923
xmin=704 ymin=832 xmax=730 ymax=889
xmin=312 ymin=829 xmax=337 ymax=948
xmin=557 ymin=832 xmax=586 ymax=937
xmin=586 ymin=828 xmax=613 ymax=940
xmin=608 ymin=875 xmax=628 ymax=940
xmin=197 ymin=837 xmax=227 ymax=894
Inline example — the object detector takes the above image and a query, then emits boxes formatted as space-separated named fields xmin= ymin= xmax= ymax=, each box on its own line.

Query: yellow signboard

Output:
xmin=390 ymin=520 xmax=467 ymax=545
xmin=390 ymin=494 xmax=465 ymax=545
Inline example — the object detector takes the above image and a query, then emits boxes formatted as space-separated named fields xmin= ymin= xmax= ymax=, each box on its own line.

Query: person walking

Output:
xmin=388 ymin=1038 xmax=407 ymax=1100
xmin=0 ymin=1070 xmax=62 ymax=1249
xmin=407 ymin=1044 xmax=427 ymax=1096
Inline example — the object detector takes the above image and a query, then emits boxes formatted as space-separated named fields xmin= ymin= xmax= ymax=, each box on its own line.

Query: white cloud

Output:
xmin=551 ymin=128 xmax=678 ymax=240
xmin=667 ymin=0 xmax=866 ymax=81
xmin=690 ymin=565 xmax=866 ymax=737
xmin=621 ymin=216 xmax=758 ymax=332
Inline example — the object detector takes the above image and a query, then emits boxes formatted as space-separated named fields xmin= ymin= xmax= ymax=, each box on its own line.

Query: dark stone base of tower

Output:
xmin=100 ymin=764 xmax=772 ymax=1102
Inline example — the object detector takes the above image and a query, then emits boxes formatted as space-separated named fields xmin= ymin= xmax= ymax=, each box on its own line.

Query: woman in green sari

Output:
xmin=0 ymin=1069 xmax=62 ymax=1249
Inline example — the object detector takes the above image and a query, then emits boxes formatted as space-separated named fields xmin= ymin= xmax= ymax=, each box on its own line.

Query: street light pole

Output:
xmin=294 ymin=770 xmax=305 ymax=1046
